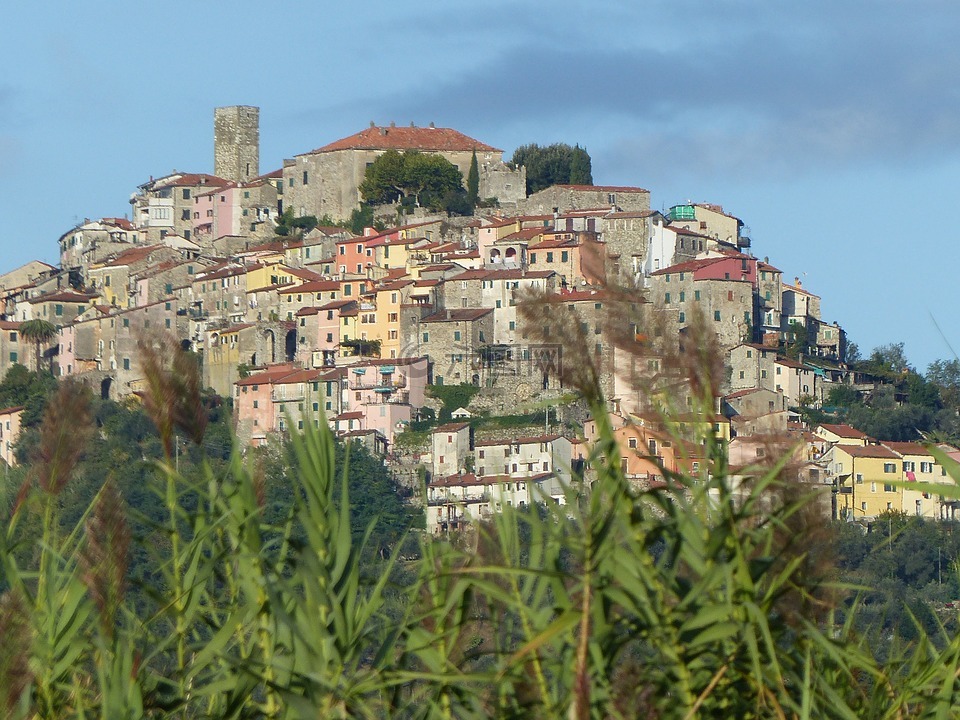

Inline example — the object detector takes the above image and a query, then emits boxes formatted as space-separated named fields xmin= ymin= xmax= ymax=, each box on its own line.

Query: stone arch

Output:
xmin=100 ymin=377 xmax=112 ymax=400
xmin=284 ymin=329 xmax=296 ymax=362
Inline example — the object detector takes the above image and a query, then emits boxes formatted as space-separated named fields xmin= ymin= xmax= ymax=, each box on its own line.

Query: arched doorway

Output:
xmin=285 ymin=329 xmax=296 ymax=362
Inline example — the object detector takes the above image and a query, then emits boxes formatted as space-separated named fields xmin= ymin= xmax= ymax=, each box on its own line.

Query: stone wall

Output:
xmin=214 ymin=106 xmax=260 ymax=183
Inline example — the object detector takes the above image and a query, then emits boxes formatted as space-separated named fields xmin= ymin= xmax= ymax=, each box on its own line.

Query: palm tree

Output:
xmin=19 ymin=319 xmax=57 ymax=374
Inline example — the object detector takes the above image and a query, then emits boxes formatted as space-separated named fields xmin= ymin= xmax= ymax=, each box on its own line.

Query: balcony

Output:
xmin=364 ymin=389 xmax=410 ymax=405
xmin=350 ymin=375 xmax=407 ymax=391
xmin=428 ymin=493 xmax=489 ymax=506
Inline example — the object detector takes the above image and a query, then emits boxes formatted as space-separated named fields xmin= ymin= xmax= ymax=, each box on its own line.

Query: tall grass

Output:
xmin=2 ymin=323 xmax=960 ymax=718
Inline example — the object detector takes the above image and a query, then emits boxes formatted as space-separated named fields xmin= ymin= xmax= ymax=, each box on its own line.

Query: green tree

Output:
xmin=511 ymin=142 xmax=594 ymax=194
xmin=275 ymin=208 xmax=319 ymax=237
xmin=569 ymin=143 xmax=593 ymax=185
xmin=466 ymin=149 xmax=479 ymax=208
xmin=784 ymin=320 xmax=808 ymax=359
xmin=19 ymin=319 xmax=57 ymax=374
xmin=359 ymin=150 xmax=464 ymax=211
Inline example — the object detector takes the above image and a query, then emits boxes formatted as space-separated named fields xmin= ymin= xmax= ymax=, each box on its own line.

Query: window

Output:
xmin=253 ymin=400 xmax=258 ymax=408
xmin=123 ymin=318 xmax=129 ymax=328
xmin=8 ymin=352 xmax=16 ymax=363
xmin=123 ymin=358 xmax=130 ymax=370
xmin=856 ymin=473 xmax=864 ymax=484
xmin=422 ymin=332 xmax=429 ymax=342
xmin=884 ymin=463 xmax=896 ymax=473
xmin=546 ymin=252 xmax=554 ymax=262
xmin=302 ymin=171 xmax=308 ymax=185
xmin=713 ymin=311 xmax=721 ymax=321
xmin=903 ymin=461 xmax=915 ymax=472
xmin=679 ymin=291 xmax=685 ymax=302
xmin=694 ymin=290 xmax=700 ymax=301
xmin=665 ymin=292 xmax=671 ymax=304
xmin=678 ymin=311 xmax=685 ymax=322
xmin=7 ymin=332 xmax=15 ymax=342
xmin=884 ymin=484 xmax=895 ymax=492
xmin=921 ymin=461 xmax=934 ymax=473
xmin=561 ymin=251 xmax=569 ymax=262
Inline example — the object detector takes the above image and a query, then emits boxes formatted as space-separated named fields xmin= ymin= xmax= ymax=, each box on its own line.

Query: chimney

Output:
xmin=390 ymin=121 xmax=396 ymax=128
xmin=369 ymin=120 xmax=375 ymax=128
xmin=429 ymin=122 xmax=435 ymax=129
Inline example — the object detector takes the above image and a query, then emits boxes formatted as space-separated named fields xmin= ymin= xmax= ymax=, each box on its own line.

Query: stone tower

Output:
xmin=214 ymin=106 xmax=259 ymax=182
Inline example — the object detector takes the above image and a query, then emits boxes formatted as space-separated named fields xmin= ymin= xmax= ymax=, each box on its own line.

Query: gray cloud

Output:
xmin=346 ymin=2 xmax=960 ymax=182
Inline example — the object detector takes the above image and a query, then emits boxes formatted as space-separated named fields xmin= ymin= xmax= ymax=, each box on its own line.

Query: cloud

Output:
xmin=344 ymin=2 xmax=960 ymax=182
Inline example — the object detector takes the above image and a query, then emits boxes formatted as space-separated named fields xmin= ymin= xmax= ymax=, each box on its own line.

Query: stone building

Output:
xmin=522 ymin=185 xmax=651 ymax=215
xmin=214 ymin=106 xmax=259 ymax=183
xmin=131 ymin=172 xmax=230 ymax=242
xmin=281 ymin=123 xmax=524 ymax=221
xmin=419 ymin=308 xmax=494 ymax=387
xmin=58 ymin=218 xmax=141 ymax=273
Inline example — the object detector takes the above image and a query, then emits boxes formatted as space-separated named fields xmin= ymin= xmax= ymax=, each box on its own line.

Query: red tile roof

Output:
xmin=308 ymin=125 xmax=500 ymax=155
xmin=839 ymin=445 xmax=901 ymax=459
xmin=818 ymin=423 xmax=869 ymax=439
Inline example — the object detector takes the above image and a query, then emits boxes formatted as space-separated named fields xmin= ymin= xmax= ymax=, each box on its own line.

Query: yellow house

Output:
xmin=371 ymin=280 xmax=412 ymax=359
xmin=244 ymin=261 xmax=297 ymax=294
xmin=369 ymin=235 xmax=421 ymax=272
xmin=831 ymin=444 xmax=902 ymax=520
xmin=884 ymin=441 xmax=951 ymax=519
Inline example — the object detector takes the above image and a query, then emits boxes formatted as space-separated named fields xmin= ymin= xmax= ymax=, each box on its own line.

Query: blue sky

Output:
xmin=1 ymin=1 xmax=957 ymax=368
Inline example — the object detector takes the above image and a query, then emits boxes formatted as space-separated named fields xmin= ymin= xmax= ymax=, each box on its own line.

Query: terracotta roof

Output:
xmin=497 ymin=227 xmax=550 ymax=242
xmin=335 ymin=411 xmax=365 ymax=421
xmin=431 ymin=471 xmax=554 ymax=488
xmin=818 ymin=423 xmax=869 ymax=439
xmin=235 ymin=364 xmax=299 ymax=386
xmin=307 ymin=125 xmax=500 ymax=155
xmin=145 ymin=173 xmax=229 ymax=189
xmin=650 ymin=255 xmax=747 ymax=277
xmin=433 ymin=422 xmax=471 ymax=433
xmin=27 ymin=291 xmax=94 ymax=304
xmin=100 ymin=217 xmax=136 ymax=230
xmin=96 ymin=245 xmax=164 ymax=268
xmin=838 ymin=445 xmax=901 ymax=459
xmin=882 ymin=441 xmax=931 ymax=456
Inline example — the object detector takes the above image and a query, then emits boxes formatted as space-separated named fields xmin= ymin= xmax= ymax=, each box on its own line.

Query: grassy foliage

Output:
xmin=7 ymin=332 xmax=960 ymax=716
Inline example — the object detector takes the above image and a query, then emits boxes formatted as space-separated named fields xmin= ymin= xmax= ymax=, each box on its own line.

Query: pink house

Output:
xmin=194 ymin=183 xmax=242 ymax=240
xmin=0 ymin=405 xmax=23 ymax=466
xmin=339 ymin=356 xmax=428 ymax=445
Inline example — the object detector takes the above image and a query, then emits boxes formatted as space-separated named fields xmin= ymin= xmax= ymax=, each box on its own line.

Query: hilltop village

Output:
xmin=0 ymin=105 xmax=954 ymax=531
